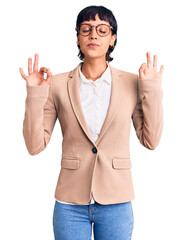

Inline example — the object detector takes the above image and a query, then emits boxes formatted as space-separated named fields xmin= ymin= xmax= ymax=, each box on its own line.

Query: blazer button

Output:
xmin=92 ymin=147 xmax=97 ymax=154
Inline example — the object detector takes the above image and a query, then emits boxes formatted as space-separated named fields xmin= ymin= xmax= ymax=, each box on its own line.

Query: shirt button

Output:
xmin=92 ymin=147 xmax=98 ymax=154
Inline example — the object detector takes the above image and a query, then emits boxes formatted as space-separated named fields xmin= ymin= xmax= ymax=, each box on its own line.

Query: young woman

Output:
xmin=20 ymin=5 xmax=164 ymax=240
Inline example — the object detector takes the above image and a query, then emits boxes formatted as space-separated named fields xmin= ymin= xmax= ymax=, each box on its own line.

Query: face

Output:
xmin=76 ymin=14 xmax=116 ymax=61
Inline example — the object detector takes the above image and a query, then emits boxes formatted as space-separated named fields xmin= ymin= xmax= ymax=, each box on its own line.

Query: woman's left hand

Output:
xmin=139 ymin=52 xmax=164 ymax=79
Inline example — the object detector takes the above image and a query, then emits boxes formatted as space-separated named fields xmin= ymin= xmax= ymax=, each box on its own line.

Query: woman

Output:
xmin=20 ymin=5 xmax=164 ymax=240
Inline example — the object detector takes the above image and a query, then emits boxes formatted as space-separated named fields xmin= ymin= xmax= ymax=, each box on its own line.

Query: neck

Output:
xmin=81 ymin=57 xmax=108 ymax=81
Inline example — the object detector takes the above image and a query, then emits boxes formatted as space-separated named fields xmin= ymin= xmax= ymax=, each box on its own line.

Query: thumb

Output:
xmin=46 ymin=68 xmax=52 ymax=85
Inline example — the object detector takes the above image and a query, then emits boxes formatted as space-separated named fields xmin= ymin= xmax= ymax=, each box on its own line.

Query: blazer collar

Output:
xmin=68 ymin=62 xmax=123 ymax=146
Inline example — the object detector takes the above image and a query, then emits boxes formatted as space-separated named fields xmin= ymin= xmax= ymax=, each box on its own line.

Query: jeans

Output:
xmin=53 ymin=200 xmax=134 ymax=240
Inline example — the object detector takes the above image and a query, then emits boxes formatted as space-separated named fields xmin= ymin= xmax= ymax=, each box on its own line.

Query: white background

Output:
xmin=0 ymin=0 xmax=182 ymax=239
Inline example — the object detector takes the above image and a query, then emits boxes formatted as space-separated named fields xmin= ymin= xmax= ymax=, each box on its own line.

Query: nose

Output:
xmin=89 ymin=27 xmax=98 ymax=39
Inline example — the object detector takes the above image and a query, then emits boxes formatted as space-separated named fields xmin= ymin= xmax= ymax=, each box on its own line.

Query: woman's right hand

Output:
xmin=19 ymin=53 xmax=52 ymax=86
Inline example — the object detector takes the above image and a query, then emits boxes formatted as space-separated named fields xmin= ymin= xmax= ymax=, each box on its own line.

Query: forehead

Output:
xmin=81 ymin=14 xmax=110 ymax=25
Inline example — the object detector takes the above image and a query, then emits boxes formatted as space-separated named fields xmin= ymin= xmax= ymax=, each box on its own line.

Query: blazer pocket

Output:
xmin=61 ymin=156 xmax=80 ymax=169
xmin=112 ymin=157 xmax=132 ymax=169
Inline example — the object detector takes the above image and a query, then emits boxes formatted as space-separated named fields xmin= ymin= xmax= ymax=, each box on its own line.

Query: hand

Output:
xmin=19 ymin=53 xmax=52 ymax=86
xmin=139 ymin=52 xmax=164 ymax=80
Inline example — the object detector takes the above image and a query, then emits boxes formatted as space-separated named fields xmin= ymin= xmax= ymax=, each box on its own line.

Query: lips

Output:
xmin=87 ymin=43 xmax=99 ymax=47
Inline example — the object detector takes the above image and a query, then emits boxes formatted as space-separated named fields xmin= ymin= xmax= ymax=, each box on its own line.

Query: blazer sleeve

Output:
xmin=131 ymin=75 xmax=163 ymax=150
xmin=22 ymin=76 xmax=57 ymax=155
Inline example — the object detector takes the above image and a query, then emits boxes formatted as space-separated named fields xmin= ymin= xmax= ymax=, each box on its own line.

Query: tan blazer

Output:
xmin=23 ymin=62 xmax=163 ymax=205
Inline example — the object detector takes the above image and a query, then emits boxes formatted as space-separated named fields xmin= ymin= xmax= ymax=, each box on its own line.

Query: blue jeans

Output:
xmin=53 ymin=200 xmax=134 ymax=240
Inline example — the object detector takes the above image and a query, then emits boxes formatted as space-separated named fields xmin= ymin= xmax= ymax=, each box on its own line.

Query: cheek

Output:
xmin=79 ymin=38 xmax=86 ymax=45
xmin=79 ymin=40 xmax=87 ymax=51
xmin=101 ymin=41 xmax=110 ymax=51
xmin=78 ymin=36 xmax=86 ymax=44
xmin=101 ymin=38 xmax=110 ymax=47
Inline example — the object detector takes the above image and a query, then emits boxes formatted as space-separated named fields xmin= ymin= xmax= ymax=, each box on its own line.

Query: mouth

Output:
xmin=87 ymin=44 xmax=99 ymax=48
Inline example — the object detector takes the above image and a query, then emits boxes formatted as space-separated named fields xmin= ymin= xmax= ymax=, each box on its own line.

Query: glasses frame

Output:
xmin=76 ymin=23 xmax=113 ymax=37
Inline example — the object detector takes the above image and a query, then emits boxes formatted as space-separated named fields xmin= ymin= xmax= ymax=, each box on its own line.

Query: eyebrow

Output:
xmin=81 ymin=22 xmax=110 ymax=26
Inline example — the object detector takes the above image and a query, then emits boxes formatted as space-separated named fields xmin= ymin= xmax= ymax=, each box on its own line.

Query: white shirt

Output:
xmin=56 ymin=62 xmax=112 ymax=205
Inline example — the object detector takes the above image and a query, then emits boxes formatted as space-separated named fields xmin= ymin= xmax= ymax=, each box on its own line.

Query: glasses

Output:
xmin=76 ymin=23 xmax=113 ymax=37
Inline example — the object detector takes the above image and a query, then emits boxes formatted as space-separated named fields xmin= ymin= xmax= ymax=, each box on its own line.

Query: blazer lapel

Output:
xmin=67 ymin=62 xmax=122 ymax=146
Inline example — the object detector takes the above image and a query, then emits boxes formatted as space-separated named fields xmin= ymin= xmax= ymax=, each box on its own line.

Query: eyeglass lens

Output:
xmin=79 ymin=24 xmax=110 ymax=36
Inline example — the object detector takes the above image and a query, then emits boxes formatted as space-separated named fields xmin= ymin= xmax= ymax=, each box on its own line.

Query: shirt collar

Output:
xmin=78 ymin=62 xmax=112 ymax=86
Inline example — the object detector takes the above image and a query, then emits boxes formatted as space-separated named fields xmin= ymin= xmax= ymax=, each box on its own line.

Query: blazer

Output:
xmin=23 ymin=62 xmax=163 ymax=205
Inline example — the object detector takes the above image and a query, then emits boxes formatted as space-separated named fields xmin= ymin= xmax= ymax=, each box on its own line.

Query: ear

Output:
xmin=76 ymin=33 xmax=79 ymax=44
xmin=110 ymin=34 xmax=116 ymax=46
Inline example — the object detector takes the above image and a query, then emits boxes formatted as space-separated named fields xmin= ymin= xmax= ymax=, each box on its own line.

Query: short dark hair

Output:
xmin=75 ymin=5 xmax=118 ymax=63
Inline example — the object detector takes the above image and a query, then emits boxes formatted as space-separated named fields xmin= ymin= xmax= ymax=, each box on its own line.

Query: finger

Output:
xmin=143 ymin=62 xmax=148 ymax=75
xmin=46 ymin=68 xmax=52 ymax=84
xmin=139 ymin=69 xmax=145 ymax=79
xmin=141 ymin=63 xmax=146 ymax=69
xmin=146 ymin=51 xmax=152 ymax=68
xmin=139 ymin=64 xmax=146 ymax=78
xmin=140 ymin=63 xmax=147 ymax=71
xmin=40 ymin=67 xmax=48 ymax=72
xmin=33 ymin=53 xmax=39 ymax=72
xmin=28 ymin=58 xmax=32 ymax=75
xmin=19 ymin=67 xmax=27 ymax=80
xmin=153 ymin=54 xmax=157 ymax=70
xmin=39 ymin=67 xmax=48 ymax=75
xmin=159 ymin=65 xmax=164 ymax=74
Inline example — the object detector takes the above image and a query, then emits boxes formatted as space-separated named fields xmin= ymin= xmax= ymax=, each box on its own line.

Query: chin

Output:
xmin=84 ymin=52 xmax=104 ymax=59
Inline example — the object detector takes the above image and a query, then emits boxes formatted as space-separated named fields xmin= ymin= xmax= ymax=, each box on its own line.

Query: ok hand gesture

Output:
xmin=19 ymin=53 xmax=52 ymax=86
xmin=139 ymin=52 xmax=164 ymax=80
